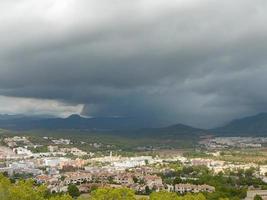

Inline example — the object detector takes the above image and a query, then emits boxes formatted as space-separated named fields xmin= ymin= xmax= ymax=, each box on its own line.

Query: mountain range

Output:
xmin=0 ymin=114 xmax=149 ymax=130
xmin=211 ymin=113 xmax=267 ymax=136
xmin=1 ymin=113 xmax=267 ymax=136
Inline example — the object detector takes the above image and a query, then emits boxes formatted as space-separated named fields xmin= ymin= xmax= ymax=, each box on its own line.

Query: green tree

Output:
xmin=133 ymin=176 xmax=138 ymax=183
xmin=49 ymin=195 xmax=72 ymax=200
xmin=254 ymin=195 xmax=263 ymax=200
xmin=8 ymin=179 xmax=47 ymax=200
xmin=0 ymin=174 xmax=72 ymax=200
xmin=90 ymin=188 xmax=136 ymax=200
xmin=145 ymin=186 xmax=151 ymax=195
xmin=68 ymin=184 xmax=80 ymax=198
xmin=150 ymin=191 xmax=179 ymax=200
xmin=0 ymin=174 xmax=11 ymax=200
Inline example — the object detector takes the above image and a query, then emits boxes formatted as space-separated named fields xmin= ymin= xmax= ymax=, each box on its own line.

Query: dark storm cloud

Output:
xmin=1 ymin=0 xmax=267 ymax=128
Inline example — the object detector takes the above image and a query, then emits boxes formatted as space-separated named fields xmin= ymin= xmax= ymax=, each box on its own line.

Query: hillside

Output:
xmin=3 ymin=113 xmax=267 ymax=137
xmin=0 ymin=114 xmax=209 ymax=148
xmin=122 ymin=123 xmax=207 ymax=138
xmin=0 ymin=114 xmax=151 ymax=130
xmin=212 ymin=113 xmax=267 ymax=136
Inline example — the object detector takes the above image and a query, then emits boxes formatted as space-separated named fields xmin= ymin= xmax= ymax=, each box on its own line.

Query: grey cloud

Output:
xmin=1 ymin=0 xmax=267 ymax=128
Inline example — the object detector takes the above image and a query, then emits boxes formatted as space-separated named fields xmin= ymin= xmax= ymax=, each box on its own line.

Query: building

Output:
xmin=44 ymin=157 xmax=69 ymax=167
xmin=245 ymin=190 xmax=267 ymax=200
xmin=113 ymin=174 xmax=134 ymax=185
xmin=13 ymin=147 xmax=33 ymax=156
xmin=65 ymin=172 xmax=92 ymax=185
xmin=48 ymin=146 xmax=59 ymax=152
xmin=175 ymin=184 xmax=215 ymax=194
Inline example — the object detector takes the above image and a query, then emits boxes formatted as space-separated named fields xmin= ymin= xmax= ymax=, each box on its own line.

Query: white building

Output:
xmin=13 ymin=147 xmax=33 ymax=156
xmin=43 ymin=158 xmax=69 ymax=167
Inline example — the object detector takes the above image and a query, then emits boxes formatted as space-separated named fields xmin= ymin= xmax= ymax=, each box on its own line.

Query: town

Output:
xmin=1 ymin=0 xmax=267 ymax=199
xmin=1 ymin=135 xmax=267 ymax=199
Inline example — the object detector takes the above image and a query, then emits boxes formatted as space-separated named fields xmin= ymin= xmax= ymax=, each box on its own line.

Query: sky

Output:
xmin=1 ymin=0 xmax=267 ymax=128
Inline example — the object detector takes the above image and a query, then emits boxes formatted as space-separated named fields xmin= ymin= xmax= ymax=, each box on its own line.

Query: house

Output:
xmin=65 ymin=172 xmax=92 ymax=185
xmin=144 ymin=175 xmax=163 ymax=191
xmin=48 ymin=146 xmax=59 ymax=152
xmin=175 ymin=184 xmax=215 ymax=194
xmin=245 ymin=190 xmax=267 ymax=200
xmin=114 ymin=174 xmax=134 ymax=185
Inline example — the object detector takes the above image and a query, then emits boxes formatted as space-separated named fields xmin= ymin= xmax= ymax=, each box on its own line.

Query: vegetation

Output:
xmin=68 ymin=184 xmax=80 ymax=198
xmin=217 ymin=150 xmax=267 ymax=164
xmin=0 ymin=174 xmax=72 ymax=200
xmin=88 ymin=188 xmax=136 ymax=200
xmin=0 ymin=127 xmax=197 ymax=152
xmin=28 ymin=146 xmax=49 ymax=153
xmin=254 ymin=195 xmax=263 ymax=200
xmin=150 ymin=192 xmax=206 ymax=200
xmin=0 ymin=174 xmax=211 ymax=200
xmin=159 ymin=164 xmax=267 ymax=200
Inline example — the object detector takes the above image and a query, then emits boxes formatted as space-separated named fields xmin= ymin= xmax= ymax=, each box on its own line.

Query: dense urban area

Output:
xmin=2 ymin=131 xmax=267 ymax=200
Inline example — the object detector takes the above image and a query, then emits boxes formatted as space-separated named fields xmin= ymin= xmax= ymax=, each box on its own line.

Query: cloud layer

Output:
xmin=0 ymin=96 xmax=83 ymax=117
xmin=1 ymin=0 xmax=267 ymax=128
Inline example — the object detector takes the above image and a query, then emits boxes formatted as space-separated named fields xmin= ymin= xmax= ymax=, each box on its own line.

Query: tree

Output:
xmin=108 ymin=176 xmax=114 ymax=184
xmin=90 ymin=188 xmax=136 ymax=200
xmin=150 ymin=192 xmax=206 ymax=200
xmin=0 ymin=174 xmax=72 ymax=200
xmin=49 ymin=195 xmax=72 ymax=200
xmin=133 ymin=176 xmax=138 ymax=183
xmin=68 ymin=184 xmax=80 ymax=198
xmin=194 ymin=193 xmax=206 ymax=200
xmin=8 ymin=179 xmax=47 ymax=200
xmin=173 ymin=177 xmax=182 ymax=184
xmin=150 ymin=191 xmax=179 ymax=200
xmin=245 ymin=168 xmax=254 ymax=178
xmin=254 ymin=195 xmax=263 ymax=200
xmin=60 ymin=176 xmax=66 ymax=181
xmin=145 ymin=186 xmax=151 ymax=195
xmin=0 ymin=174 xmax=11 ymax=200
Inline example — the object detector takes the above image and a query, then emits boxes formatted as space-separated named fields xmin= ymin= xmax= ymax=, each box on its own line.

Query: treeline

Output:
xmin=0 ymin=174 xmax=71 ymax=200
xmin=87 ymin=189 xmax=206 ymax=200
xmin=0 ymin=174 xmax=217 ymax=200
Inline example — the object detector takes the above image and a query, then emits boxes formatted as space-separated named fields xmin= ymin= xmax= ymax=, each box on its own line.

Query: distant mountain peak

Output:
xmin=67 ymin=114 xmax=83 ymax=119
xmin=166 ymin=123 xmax=197 ymax=129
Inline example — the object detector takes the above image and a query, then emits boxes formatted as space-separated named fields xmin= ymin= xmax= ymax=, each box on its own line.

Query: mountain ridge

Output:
xmin=0 ymin=114 xmax=209 ymax=140
xmin=2 ymin=113 xmax=267 ymax=137
xmin=211 ymin=112 xmax=267 ymax=136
